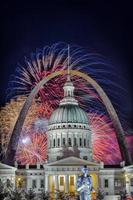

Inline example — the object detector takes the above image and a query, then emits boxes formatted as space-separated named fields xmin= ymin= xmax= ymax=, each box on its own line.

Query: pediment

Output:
xmin=0 ymin=162 xmax=16 ymax=170
xmin=46 ymin=156 xmax=100 ymax=167
xmin=124 ymin=165 xmax=133 ymax=172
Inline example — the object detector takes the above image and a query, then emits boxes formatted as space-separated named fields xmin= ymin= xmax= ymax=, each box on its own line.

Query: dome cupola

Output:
xmin=49 ymin=65 xmax=88 ymax=126
xmin=47 ymin=45 xmax=92 ymax=163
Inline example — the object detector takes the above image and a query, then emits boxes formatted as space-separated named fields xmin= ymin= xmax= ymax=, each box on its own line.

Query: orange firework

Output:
xmin=0 ymin=96 xmax=53 ymax=158
xmin=16 ymin=132 xmax=47 ymax=164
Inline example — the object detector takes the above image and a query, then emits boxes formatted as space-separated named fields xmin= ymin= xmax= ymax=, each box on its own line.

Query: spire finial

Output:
xmin=67 ymin=44 xmax=70 ymax=81
xmin=59 ymin=44 xmax=78 ymax=105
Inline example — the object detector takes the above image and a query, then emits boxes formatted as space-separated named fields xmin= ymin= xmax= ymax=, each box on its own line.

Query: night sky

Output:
xmin=1 ymin=1 xmax=133 ymax=122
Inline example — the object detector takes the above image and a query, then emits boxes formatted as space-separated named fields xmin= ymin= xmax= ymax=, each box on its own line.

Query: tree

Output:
xmin=96 ymin=189 xmax=104 ymax=200
xmin=55 ymin=191 xmax=69 ymax=200
xmin=25 ymin=189 xmax=36 ymax=200
xmin=0 ymin=180 xmax=6 ymax=200
xmin=9 ymin=189 xmax=25 ymax=200
xmin=39 ymin=191 xmax=50 ymax=200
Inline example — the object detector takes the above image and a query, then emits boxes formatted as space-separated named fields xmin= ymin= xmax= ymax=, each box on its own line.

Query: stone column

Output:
xmin=55 ymin=175 xmax=58 ymax=198
xmin=56 ymin=134 xmax=57 ymax=147
xmin=52 ymin=134 xmax=53 ymax=148
xmin=72 ymin=134 xmax=74 ymax=147
xmin=75 ymin=174 xmax=78 ymax=192
xmin=26 ymin=178 xmax=31 ymax=191
xmin=82 ymin=133 xmax=84 ymax=147
xmin=61 ymin=133 xmax=62 ymax=147
xmin=65 ymin=175 xmax=69 ymax=193
xmin=95 ymin=173 xmax=99 ymax=192
xmin=55 ymin=175 xmax=58 ymax=192
xmin=109 ymin=176 xmax=114 ymax=195
xmin=45 ymin=174 xmax=48 ymax=192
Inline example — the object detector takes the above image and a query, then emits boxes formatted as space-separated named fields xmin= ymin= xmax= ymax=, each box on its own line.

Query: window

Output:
xmin=60 ymin=177 xmax=64 ymax=186
xmin=32 ymin=180 xmax=37 ymax=189
xmin=68 ymin=91 xmax=71 ymax=96
xmin=68 ymin=138 xmax=71 ymax=146
xmin=83 ymin=156 xmax=88 ymax=160
xmin=84 ymin=139 xmax=86 ymax=147
xmin=68 ymin=124 xmax=71 ymax=128
xmin=79 ymin=138 xmax=82 ymax=147
xmin=104 ymin=179 xmax=108 ymax=188
xmin=57 ymin=156 xmax=60 ymax=160
xmin=40 ymin=179 xmax=44 ymax=188
xmin=70 ymin=177 xmax=74 ymax=186
xmin=6 ymin=179 xmax=11 ymax=187
xmin=74 ymin=138 xmax=77 ymax=146
xmin=53 ymin=139 xmax=55 ymax=147
xmin=130 ymin=178 xmax=133 ymax=186
xmin=114 ymin=179 xmax=121 ymax=187
xmin=17 ymin=178 xmax=23 ymax=188
xmin=63 ymin=138 xmax=65 ymax=145
xmin=58 ymin=138 xmax=60 ymax=147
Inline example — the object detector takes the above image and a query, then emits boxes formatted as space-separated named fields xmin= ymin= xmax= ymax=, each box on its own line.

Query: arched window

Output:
xmin=57 ymin=156 xmax=60 ymax=160
xmin=68 ymin=138 xmax=71 ymax=146
xmin=53 ymin=139 xmax=55 ymax=147
xmin=83 ymin=156 xmax=88 ymax=160
xmin=63 ymin=138 xmax=65 ymax=146
xmin=74 ymin=138 xmax=77 ymax=146
xmin=79 ymin=138 xmax=82 ymax=147
xmin=84 ymin=139 xmax=86 ymax=147
xmin=68 ymin=90 xmax=71 ymax=96
xmin=58 ymin=138 xmax=60 ymax=147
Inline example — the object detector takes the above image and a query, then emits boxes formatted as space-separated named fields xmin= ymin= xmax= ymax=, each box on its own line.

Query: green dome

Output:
xmin=49 ymin=104 xmax=88 ymax=125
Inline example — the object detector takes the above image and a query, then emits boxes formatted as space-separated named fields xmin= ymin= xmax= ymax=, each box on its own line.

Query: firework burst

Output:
xmin=16 ymin=131 xmax=47 ymax=165
xmin=0 ymin=98 xmax=132 ymax=164
xmin=89 ymin=111 xmax=122 ymax=164
xmin=1 ymin=42 xmax=132 ymax=164
xmin=7 ymin=42 xmax=128 ymax=123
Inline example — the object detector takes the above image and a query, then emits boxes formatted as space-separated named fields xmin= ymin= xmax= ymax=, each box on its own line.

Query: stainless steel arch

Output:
xmin=4 ymin=70 xmax=132 ymax=165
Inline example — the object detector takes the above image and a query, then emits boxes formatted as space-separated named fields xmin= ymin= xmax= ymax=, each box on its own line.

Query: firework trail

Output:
xmin=7 ymin=42 xmax=129 ymax=125
xmin=1 ymin=42 xmax=132 ymax=164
